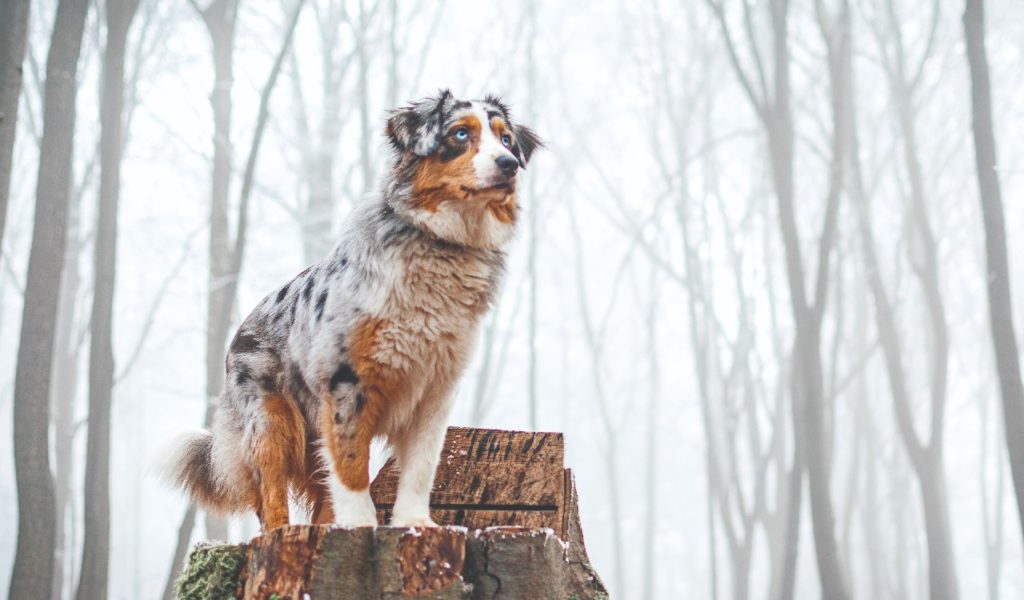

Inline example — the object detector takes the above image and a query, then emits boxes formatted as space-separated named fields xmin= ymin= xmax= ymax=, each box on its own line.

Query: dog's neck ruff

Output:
xmin=384 ymin=183 xmax=518 ymax=251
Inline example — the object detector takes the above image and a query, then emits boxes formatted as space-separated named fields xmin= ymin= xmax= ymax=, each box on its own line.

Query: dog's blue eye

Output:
xmin=501 ymin=134 xmax=512 ymax=147
xmin=454 ymin=128 xmax=469 ymax=141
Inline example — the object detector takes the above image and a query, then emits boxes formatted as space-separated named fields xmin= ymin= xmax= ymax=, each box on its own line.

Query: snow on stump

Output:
xmin=175 ymin=427 xmax=608 ymax=599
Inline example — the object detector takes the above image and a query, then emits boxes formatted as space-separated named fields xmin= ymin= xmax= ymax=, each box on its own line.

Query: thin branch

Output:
xmin=908 ymin=0 xmax=940 ymax=93
xmin=741 ymin=0 xmax=771 ymax=102
xmin=228 ymin=0 xmax=307 ymax=277
xmin=703 ymin=0 xmax=768 ymax=121
xmin=114 ymin=225 xmax=203 ymax=383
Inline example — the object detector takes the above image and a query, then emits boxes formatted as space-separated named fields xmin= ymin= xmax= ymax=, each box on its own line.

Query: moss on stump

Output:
xmin=176 ymin=542 xmax=248 ymax=600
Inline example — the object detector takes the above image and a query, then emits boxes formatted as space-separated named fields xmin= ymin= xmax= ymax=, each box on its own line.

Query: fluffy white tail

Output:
xmin=161 ymin=430 xmax=248 ymax=514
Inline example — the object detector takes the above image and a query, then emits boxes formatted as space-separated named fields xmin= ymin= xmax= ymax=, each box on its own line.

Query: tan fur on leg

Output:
xmin=252 ymin=394 xmax=305 ymax=531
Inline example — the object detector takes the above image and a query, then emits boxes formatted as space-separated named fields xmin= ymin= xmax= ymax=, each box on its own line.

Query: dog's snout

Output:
xmin=495 ymin=155 xmax=519 ymax=178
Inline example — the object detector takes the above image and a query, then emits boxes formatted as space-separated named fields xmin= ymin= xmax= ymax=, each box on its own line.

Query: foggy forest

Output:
xmin=1 ymin=0 xmax=1023 ymax=597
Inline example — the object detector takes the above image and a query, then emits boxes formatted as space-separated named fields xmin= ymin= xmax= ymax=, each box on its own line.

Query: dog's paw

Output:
xmin=330 ymin=485 xmax=378 ymax=528
xmin=390 ymin=513 xmax=439 ymax=528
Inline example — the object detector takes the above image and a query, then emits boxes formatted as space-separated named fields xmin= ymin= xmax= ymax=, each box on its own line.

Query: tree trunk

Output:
xmin=764 ymin=0 xmax=849 ymax=587
xmin=980 ymin=387 xmax=1006 ymax=600
xmin=775 ymin=450 xmax=802 ymax=600
xmin=842 ymin=2 xmax=960 ymax=594
xmin=964 ymin=0 xmax=1024 ymax=550
xmin=641 ymin=268 xmax=660 ymax=600
xmin=0 ymin=0 xmax=30 ymax=252
xmin=524 ymin=0 xmax=539 ymax=432
xmin=354 ymin=0 xmax=372 ymax=192
xmin=302 ymin=79 xmax=340 ymax=263
xmin=178 ymin=427 xmax=606 ymax=599
xmin=162 ymin=1 xmax=305 ymax=591
xmin=51 ymin=156 xmax=87 ymax=600
xmin=917 ymin=456 xmax=958 ymax=598
xmin=8 ymin=0 xmax=89 ymax=597
xmin=161 ymin=4 xmax=240 ymax=592
xmin=76 ymin=1 xmax=139 ymax=597
xmin=301 ymin=3 xmax=347 ymax=264
xmin=706 ymin=0 xmax=849 ymax=592
xmin=202 ymin=0 xmax=240 ymax=544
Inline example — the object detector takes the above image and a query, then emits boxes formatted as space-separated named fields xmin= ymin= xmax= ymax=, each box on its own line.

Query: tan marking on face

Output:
xmin=411 ymin=114 xmax=516 ymax=217
xmin=490 ymin=116 xmax=509 ymax=141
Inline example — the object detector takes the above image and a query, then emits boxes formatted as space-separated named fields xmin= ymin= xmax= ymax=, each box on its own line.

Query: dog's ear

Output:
xmin=511 ymin=124 xmax=543 ymax=168
xmin=385 ymin=89 xmax=453 ymax=156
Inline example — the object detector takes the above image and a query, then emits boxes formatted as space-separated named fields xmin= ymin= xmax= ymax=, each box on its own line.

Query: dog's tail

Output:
xmin=160 ymin=429 xmax=250 ymax=515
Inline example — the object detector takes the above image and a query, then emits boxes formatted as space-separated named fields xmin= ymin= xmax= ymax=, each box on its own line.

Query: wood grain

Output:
xmin=370 ymin=427 xmax=568 ymax=537
xmin=239 ymin=524 xmax=330 ymax=599
xmin=396 ymin=528 xmax=465 ymax=596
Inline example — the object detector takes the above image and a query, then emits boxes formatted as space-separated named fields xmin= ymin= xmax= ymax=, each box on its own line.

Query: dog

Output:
xmin=164 ymin=90 xmax=541 ymax=530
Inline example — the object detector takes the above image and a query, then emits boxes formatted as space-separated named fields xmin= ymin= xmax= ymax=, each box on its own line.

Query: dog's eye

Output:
xmin=501 ymin=134 xmax=512 ymax=148
xmin=453 ymin=127 xmax=469 ymax=141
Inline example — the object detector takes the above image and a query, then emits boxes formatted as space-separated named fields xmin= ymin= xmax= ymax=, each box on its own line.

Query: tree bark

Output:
xmin=0 ymin=0 xmax=30 ymax=253
xmin=76 ymin=1 xmax=140 ymax=597
xmin=8 ymin=0 xmax=89 ymax=597
xmin=964 ymin=0 xmax=1024 ymax=551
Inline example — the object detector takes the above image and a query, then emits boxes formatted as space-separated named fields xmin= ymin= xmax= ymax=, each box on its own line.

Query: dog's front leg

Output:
xmin=320 ymin=385 xmax=380 ymax=528
xmin=389 ymin=392 xmax=453 ymax=528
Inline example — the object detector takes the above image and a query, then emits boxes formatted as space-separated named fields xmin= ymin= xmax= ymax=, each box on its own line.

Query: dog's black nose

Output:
xmin=495 ymin=155 xmax=519 ymax=178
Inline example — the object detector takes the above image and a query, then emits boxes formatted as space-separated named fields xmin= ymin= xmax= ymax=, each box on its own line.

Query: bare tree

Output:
xmin=76 ymin=0 xmax=141 ymax=597
xmin=8 ymin=0 xmax=90 ymax=597
xmin=964 ymin=0 xmax=1024 ymax=552
xmin=523 ymin=0 xmax=540 ymax=432
xmin=51 ymin=146 xmax=96 ymax=600
xmin=0 ymin=0 xmax=31 ymax=254
xmin=50 ymin=208 xmax=81 ymax=600
xmin=160 ymin=1 xmax=306 ymax=595
xmin=288 ymin=0 xmax=354 ymax=264
xmin=980 ymin=386 xmax=1005 ymax=600
xmin=568 ymin=198 xmax=628 ymax=600
xmin=848 ymin=1 xmax=960 ymax=595
xmin=194 ymin=0 xmax=241 ymax=544
xmin=704 ymin=0 xmax=848 ymax=595
xmin=641 ymin=265 xmax=661 ymax=600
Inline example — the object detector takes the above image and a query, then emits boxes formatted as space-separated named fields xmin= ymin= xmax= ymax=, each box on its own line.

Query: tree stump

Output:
xmin=175 ymin=427 xmax=607 ymax=599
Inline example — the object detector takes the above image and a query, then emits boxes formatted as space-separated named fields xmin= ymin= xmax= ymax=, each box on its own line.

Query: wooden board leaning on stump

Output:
xmin=176 ymin=427 xmax=608 ymax=599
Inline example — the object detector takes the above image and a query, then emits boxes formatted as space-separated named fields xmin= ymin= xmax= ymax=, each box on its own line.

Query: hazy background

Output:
xmin=2 ymin=0 xmax=1023 ymax=598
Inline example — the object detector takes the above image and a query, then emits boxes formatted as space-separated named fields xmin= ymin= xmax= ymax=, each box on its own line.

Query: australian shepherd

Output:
xmin=164 ymin=90 xmax=541 ymax=530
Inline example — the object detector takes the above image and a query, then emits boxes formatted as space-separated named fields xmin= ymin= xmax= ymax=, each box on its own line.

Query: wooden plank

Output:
xmin=370 ymin=427 xmax=568 ymax=536
xmin=371 ymin=427 xmax=564 ymax=506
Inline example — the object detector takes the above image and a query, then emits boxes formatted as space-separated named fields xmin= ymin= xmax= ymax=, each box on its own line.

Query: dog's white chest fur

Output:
xmin=367 ymin=240 xmax=499 ymax=432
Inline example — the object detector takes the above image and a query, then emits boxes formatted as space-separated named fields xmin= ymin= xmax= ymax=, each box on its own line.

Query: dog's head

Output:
xmin=384 ymin=90 xmax=542 ymax=249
